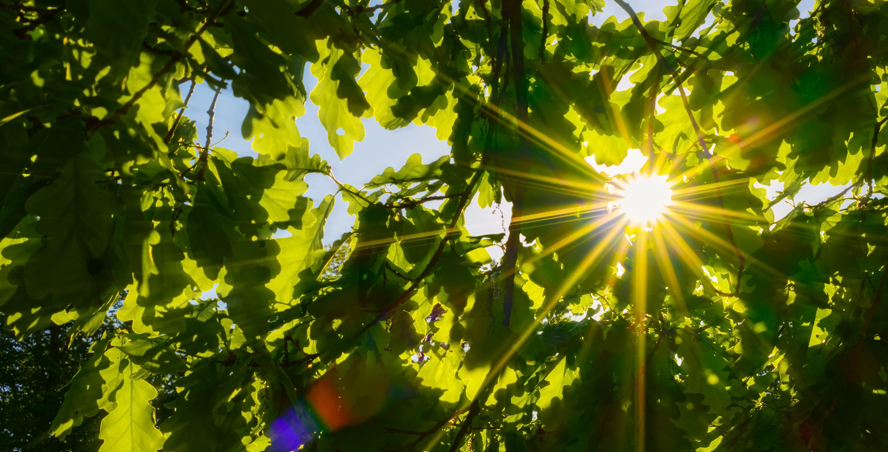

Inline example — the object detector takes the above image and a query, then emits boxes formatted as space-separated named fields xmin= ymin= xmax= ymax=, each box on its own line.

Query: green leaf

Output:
xmin=98 ymin=358 xmax=165 ymax=452
xmin=50 ymin=336 xmax=114 ymax=439
xmin=310 ymin=41 xmax=372 ymax=159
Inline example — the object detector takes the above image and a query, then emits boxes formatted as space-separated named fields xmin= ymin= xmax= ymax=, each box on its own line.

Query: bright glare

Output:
xmin=614 ymin=174 xmax=673 ymax=225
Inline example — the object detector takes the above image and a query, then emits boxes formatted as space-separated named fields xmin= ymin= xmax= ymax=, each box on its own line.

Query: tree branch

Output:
xmin=501 ymin=0 xmax=531 ymax=326
xmin=384 ymin=261 xmax=414 ymax=282
xmin=356 ymin=169 xmax=484 ymax=334
xmin=447 ymin=397 xmax=484 ymax=452
xmin=86 ymin=0 xmax=236 ymax=133
xmin=387 ymin=406 xmax=470 ymax=452
xmin=475 ymin=0 xmax=495 ymax=59
xmin=387 ymin=191 xmax=471 ymax=210
xmin=196 ymin=88 xmax=221 ymax=182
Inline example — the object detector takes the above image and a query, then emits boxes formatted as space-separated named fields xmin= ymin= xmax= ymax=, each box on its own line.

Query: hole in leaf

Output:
xmin=336 ymin=128 xmax=346 ymax=136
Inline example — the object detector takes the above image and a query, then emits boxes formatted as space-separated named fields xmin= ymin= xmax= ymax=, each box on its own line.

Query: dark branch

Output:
xmin=865 ymin=117 xmax=888 ymax=195
xmin=384 ymin=262 xmax=414 ymax=282
xmin=387 ymin=191 xmax=470 ymax=210
xmin=387 ymin=406 xmax=470 ymax=452
xmin=447 ymin=397 xmax=483 ymax=452
xmin=356 ymin=170 xmax=484 ymax=334
xmin=501 ymin=0 xmax=531 ymax=326
xmin=475 ymin=0 xmax=495 ymax=59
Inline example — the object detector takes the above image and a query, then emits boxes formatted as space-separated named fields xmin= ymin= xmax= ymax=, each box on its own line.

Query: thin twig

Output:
xmin=164 ymin=79 xmax=197 ymax=144
xmin=384 ymin=262 xmax=414 ymax=282
xmin=328 ymin=171 xmax=375 ymax=206
xmin=356 ymin=170 xmax=484 ymax=334
xmin=196 ymin=88 xmax=221 ymax=181
xmin=652 ymin=37 xmax=708 ymax=59
xmin=387 ymin=406 xmax=470 ymax=452
xmin=387 ymin=191 xmax=470 ymax=210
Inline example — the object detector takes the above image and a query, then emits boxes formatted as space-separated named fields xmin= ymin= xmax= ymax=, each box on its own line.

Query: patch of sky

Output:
xmin=588 ymin=0 xmax=667 ymax=27
xmin=187 ymin=64 xmax=453 ymax=248
xmin=463 ymin=193 xmax=512 ymax=262
xmin=200 ymin=283 xmax=227 ymax=309
xmin=585 ymin=148 xmax=648 ymax=177
xmin=615 ymin=69 xmax=637 ymax=92
xmin=798 ymin=0 xmax=816 ymax=19
xmin=754 ymin=179 xmax=862 ymax=221
xmin=692 ymin=11 xmax=716 ymax=38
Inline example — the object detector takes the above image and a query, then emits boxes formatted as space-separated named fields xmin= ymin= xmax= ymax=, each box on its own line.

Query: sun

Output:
xmin=614 ymin=174 xmax=674 ymax=225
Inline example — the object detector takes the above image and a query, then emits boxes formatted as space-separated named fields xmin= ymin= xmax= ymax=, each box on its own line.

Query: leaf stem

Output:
xmin=164 ymin=79 xmax=197 ymax=144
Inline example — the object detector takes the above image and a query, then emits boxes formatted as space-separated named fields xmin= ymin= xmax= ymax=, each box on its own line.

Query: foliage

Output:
xmin=1 ymin=0 xmax=888 ymax=451
xmin=0 ymin=294 xmax=124 ymax=452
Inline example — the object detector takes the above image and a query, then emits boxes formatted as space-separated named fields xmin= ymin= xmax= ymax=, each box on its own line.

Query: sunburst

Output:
xmin=613 ymin=173 xmax=674 ymax=226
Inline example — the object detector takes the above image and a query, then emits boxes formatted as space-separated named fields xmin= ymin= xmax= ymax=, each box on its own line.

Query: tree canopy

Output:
xmin=2 ymin=0 xmax=888 ymax=451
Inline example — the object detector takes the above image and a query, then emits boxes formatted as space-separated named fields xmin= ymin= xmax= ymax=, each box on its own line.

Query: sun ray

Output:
xmin=669 ymin=200 xmax=763 ymax=224
xmin=651 ymin=231 xmax=688 ymax=315
xmin=666 ymin=214 xmax=785 ymax=290
xmin=481 ymin=218 xmax=628 ymax=396
xmin=633 ymin=231 xmax=648 ymax=452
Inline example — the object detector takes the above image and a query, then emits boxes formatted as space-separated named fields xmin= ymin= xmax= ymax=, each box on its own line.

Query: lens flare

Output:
xmin=614 ymin=174 xmax=673 ymax=225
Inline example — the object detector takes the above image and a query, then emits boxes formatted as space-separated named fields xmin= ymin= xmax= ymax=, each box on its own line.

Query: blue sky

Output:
xmin=186 ymin=0 xmax=828 ymax=263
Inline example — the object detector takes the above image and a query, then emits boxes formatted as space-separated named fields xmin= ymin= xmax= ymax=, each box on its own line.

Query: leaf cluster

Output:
xmin=1 ymin=0 xmax=888 ymax=451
